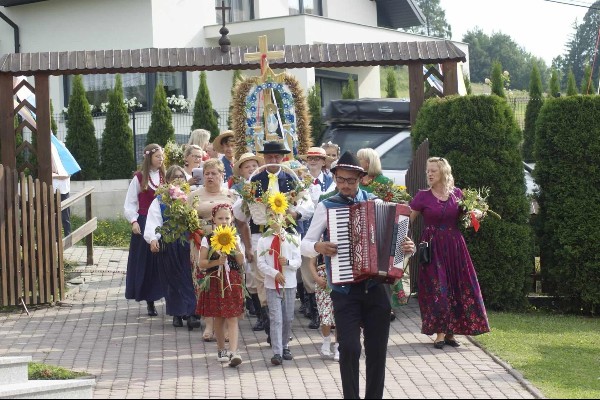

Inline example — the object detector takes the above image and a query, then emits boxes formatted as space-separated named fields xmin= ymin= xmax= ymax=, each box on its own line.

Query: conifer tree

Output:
xmin=65 ymin=75 xmax=100 ymax=180
xmin=307 ymin=84 xmax=323 ymax=144
xmin=101 ymin=75 xmax=136 ymax=178
xmin=548 ymin=69 xmax=560 ymax=98
xmin=227 ymin=70 xmax=243 ymax=129
xmin=566 ymin=69 xmax=578 ymax=96
xmin=50 ymin=99 xmax=58 ymax=134
xmin=580 ymin=64 xmax=596 ymax=95
xmin=145 ymin=81 xmax=175 ymax=148
xmin=464 ymin=74 xmax=473 ymax=95
xmin=522 ymin=64 xmax=544 ymax=162
xmin=385 ymin=68 xmax=398 ymax=98
xmin=490 ymin=61 xmax=505 ymax=98
xmin=342 ymin=77 xmax=357 ymax=99
xmin=192 ymin=72 xmax=219 ymax=141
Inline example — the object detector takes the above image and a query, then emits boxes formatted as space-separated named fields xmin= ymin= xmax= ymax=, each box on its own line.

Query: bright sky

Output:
xmin=439 ymin=0 xmax=591 ymax=64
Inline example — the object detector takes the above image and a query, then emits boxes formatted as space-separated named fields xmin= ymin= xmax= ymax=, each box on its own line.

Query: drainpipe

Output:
xmin=0 ymin=10 xmax=20 ymax=53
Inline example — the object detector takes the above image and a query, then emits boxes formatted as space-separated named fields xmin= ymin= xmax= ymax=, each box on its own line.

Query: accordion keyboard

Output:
xmin=327 ymin=207 xmax=353 ymax=284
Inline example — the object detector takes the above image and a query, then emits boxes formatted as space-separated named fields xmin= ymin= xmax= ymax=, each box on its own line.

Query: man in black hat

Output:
xmin=234 ymin=141 xmax=314 ymax=347
xmin=300 ymin=150 xmax=415 ymax=399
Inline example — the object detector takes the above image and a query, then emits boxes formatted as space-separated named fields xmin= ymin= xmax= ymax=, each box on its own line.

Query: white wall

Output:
xmin=150 ymin=0 xmax=212 ymax=48
xmin=324 ymin=0 xmax=377 ymax=26
xmin=69 ymin=179 xmax=130 ymax=220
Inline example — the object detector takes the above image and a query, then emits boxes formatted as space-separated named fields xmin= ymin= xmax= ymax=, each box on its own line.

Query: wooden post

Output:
xmin=0 ymin=74 xmax=16 ymax=168
xmin=35 ymin=74 xmax=52 ymax=186
xmin=408 ymin=63 xmax=425 ymax=126
xmin=442 ymin=62 xmax=459 ymax=96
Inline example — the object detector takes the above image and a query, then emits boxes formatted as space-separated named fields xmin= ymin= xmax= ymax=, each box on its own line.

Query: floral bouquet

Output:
xmin=155 ymin=180 xmax=205 ymax=244
xmin=458 ymin=187 xmax=501 ymax=232
xmin=390 ymin=265 xmax=411 ymax=307
xmin=163 ymin=140 xmax=185 ymax=169
xmin=371 ymin=182 xmax=412 ymax=204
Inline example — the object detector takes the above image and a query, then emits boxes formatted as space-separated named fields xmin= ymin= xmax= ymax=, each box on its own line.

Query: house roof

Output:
xmin=376 ymin=0 xmax=425 ymax=29
xmin=0 ymin=41 xmax=466 ymax=76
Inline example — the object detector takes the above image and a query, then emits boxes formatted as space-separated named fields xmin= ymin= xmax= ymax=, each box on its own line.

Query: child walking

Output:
xmin=257 ymin=222 xmax=301 ymax=366
xmin=310 ymin=256 xmax=339 ymax=361
xmin=123 ymin=143 xmax=166 ymax=316
xmin=196 ymin=203 xmax=245 ymax=367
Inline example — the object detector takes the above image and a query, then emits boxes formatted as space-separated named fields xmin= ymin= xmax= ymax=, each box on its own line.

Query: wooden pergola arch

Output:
xmin=0 ymin=40 xmax=466 ymax=185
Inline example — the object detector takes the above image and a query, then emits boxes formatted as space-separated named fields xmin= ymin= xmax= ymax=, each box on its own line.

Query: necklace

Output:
xmin=148 ymin=171 xmax=164 ymax=189
xmin=431 ymin=187 xmax=448 ymax=199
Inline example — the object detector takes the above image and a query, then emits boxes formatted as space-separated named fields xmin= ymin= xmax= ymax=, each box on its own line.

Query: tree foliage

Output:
xmin=566 ymin=69 xmax=578 ymax=96
xmin=490 ymin=61 xmax=505 ymax=98
xmin=342 ymin=77 xmax=356 ymax=99
xmin=462 ymin=29 xmax=548 ymax=89
xmin=385 ymin=68 xmax=398 ymax=98
xmin=548 ymin=69 xmax=561 ymax=97
xmin=522 ymin=64 xmax=544 ymax=163
xmin=580 ymin=64 xmax=596 ymax=95
xmin=412 ymin=95 xmax=532 ymax=310
xmin=405 ymin=0 xmax=451 ymax=39
xmin=192 ymin=72 xmax=219 ymax=141
xmin=101 ymin=74 xmax=136 ymax=179
xmin=307 ymin=84 xmax=323 ymax=144
xmin=65 ymin=75 xmax=100 ymax=180
xmin=145 ymin=82 xmax=175 ymax=148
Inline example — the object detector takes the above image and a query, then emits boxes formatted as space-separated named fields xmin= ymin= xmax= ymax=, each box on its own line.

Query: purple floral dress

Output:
xmin=409 ymin=188 xmax=489 ymax=336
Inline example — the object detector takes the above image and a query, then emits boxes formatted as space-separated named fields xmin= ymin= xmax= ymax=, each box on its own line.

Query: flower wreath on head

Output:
xmin=144 ymin=146 xmax=162 ymax=157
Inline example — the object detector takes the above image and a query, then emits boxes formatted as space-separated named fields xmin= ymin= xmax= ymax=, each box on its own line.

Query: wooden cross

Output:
xmin=244 ymin=35 xmax=285 ymax=75
xmin=215 ymin=0 xmax=231 ymax=27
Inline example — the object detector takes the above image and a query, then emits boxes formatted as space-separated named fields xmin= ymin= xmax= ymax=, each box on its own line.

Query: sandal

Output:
xmin=203 ymin=331 xmax=214 ymax=342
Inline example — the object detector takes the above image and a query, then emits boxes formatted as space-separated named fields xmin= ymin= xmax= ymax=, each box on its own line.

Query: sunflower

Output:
xmin=268 ymin=192 xmax=289 ymax=214
xmin=210 ymin=225 xmax=238 ymax=255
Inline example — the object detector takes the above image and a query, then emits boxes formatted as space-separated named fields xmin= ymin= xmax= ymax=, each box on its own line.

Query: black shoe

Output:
xmin=271 ymin=354 xmax=283 ymax=365
xmin=308 ymin=316 xmax=320 ymax=330
xmin=147 ymin=301 xmax=158 ymax=317
xmin=187 ymin=315 xmax=201 ymax=331
xmin=252 ymin=318 xmax=265 ymax=331
xmin=444 ymin=336 xmax=461 ymax=348
xmin=246 ymin=297 xmax=256 ymax=316
xmin=433 ymin=340 xmax=446 ymax=349
xmin=282 ymin=348 xmax=293 ymax=361
xmin=390 ymin=311 xmax=396 ymax=322
xmin=172 ymin=316 xmax=183 ymax=327
xmin=267 ymin=334 xmax=271 ymax=346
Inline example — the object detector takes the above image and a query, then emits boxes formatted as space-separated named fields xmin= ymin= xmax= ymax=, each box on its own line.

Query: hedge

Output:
xmin=534 ymin=95 xmax=600 ymax=313
xmin=412 ymin=94 xmax=533 ymax=310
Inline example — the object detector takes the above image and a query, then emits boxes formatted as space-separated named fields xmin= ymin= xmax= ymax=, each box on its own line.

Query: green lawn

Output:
xmin=71 ymin=215 xmax=131 ymax=248
xmin=28 ymin=362 xmax=89 ymax=380
xmin=474 ymin=311 xmax=600 ymax=399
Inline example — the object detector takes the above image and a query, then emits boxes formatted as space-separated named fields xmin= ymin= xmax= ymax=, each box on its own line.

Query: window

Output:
xmin=380 ymin=138 xmax=412 ymax=170
xmin=216 ymin=0 xmax=254 ymax=24
xmin=289 ymin=0 xmax=322 ymax=16
xmin=63 ymin=72 xmax=187 ymax=112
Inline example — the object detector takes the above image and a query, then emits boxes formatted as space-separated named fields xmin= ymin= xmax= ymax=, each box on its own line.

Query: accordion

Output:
xmin=327 ymin=200 xmax=411 ymax=285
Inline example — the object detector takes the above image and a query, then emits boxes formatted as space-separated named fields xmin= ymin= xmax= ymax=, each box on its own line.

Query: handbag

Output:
xmin=417 ymin=240 xmax=431 ymax=264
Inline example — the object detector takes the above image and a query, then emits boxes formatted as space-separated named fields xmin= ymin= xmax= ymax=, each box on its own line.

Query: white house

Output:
xmin=0 ymin=0 xmax=469 ymax=115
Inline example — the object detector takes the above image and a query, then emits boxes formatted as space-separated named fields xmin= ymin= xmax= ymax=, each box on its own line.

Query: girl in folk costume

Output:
xmin=143 ymin=165 xmax=201 ymax=330
xmin=197 ymin=204 xmax=245 ymax=367
xmin=123 ymin=143 xmax=166 ymax=316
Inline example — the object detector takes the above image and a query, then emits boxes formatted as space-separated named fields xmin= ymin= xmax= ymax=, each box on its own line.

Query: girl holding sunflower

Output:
xmin=196 ymin=203 xmax=245 ymax=368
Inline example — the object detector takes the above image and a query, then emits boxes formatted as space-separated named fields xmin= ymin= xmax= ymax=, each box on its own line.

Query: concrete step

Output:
xmin=0 ymin=356 xmax=31 ymax=385
xmin=0 ymin=379 xmax=95 ymax=399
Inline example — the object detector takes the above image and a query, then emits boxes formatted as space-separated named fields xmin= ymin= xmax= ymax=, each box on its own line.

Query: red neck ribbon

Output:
xmin=269 ymin=234 xmax=283 ymax=294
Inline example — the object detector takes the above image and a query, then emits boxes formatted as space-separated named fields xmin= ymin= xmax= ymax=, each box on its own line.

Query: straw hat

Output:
xmin=212 ymin=130 xmax=235 ymax=153
xmin=233 ymin=152 xmax=264 ymax=177
xmin=297 ymin=146 xmax=334 ymax=162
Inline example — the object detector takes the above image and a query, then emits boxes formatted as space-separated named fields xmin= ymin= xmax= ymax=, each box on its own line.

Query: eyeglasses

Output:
xmin=335 ymin=176 xmax=359 ymax=185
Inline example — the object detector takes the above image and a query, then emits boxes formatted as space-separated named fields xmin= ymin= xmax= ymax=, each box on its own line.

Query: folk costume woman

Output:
xmin=144 ymin=166 xmax=200 ymax=330
xmin=123 ymin=143 xmax=166 ymax=316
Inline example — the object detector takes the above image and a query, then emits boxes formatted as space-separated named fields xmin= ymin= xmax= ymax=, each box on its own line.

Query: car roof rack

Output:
xmin=324 ymin=98 xmax=411 ymax=125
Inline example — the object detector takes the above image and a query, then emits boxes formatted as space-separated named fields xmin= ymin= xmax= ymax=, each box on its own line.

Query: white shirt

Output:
xmin=123 ymin=169 xmax=161 ymax=223
xmin=143 ymin=198 xmax=163 ymax=243
xmin=257 ymin=233 xmax=302 ymax=289
xmin=308 ymin=171 xmax=325 ymax=206
xmin=51 ymin=142 xmax=70 ymax=194
xmin=300 ymin=202 xmax=328 ymax=258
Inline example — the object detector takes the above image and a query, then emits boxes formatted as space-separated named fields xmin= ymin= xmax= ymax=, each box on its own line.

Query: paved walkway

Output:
xmin=0 ymin=247 xmax=541 ymax=399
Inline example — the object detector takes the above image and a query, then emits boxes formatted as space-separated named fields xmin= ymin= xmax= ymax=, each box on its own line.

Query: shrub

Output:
xmin=522 ymin=63 xmax=544 ymax=163
xmin=490 ymin=61 xmax=506 ymax=98
xmin=65 ymin=75 xmax=100 ymax=180
xmin=580 ymin=64 xmax=596 ymax=95
xmin=385 ymin=68 xmax=398 ymax=98
xmin=548 ymin=69 xmax=560 ymax=98
xmin=342 ymin=77 xmax=356 ymax=99
xmin=145 ymin=81 xmax=175 ymax=148
xmin=192 ymin=72 xmax=219 ymax=141
xmin=412 ymin=95 xmax=533 ymax=310
xmin=100 ymin=74 xmax=135 ymax=179
xmin=534 ymin=96 xmax=600 ymax=313
xmin=307 ymin=84 xmax=323 ymax=144
xmin=566 ymin=69 xmax=578 ymax=96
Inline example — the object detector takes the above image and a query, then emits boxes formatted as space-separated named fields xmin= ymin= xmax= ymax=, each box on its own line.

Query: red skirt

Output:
xmin=196 ymin=268 xmax=244 ymax=318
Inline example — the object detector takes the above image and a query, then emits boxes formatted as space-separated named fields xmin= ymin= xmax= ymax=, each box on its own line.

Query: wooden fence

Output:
xmin=405 ymin=139 xmax=429 ymax=293
xmin=0 ymin=164 xmax=64 ymax=306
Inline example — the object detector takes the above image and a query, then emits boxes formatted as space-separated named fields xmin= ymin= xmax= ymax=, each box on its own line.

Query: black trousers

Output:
xmin=61 ymin=193 xmax=71 ymax=236
xmin=330 ymin=282 xmax=391 ymax=399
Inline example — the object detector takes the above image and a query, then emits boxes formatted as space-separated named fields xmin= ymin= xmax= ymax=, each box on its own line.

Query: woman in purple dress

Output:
xmin=409 ymin=157 xmax=489 ymax=349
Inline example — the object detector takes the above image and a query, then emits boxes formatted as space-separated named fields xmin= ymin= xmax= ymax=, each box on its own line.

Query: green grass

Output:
xmin=28 ymin=362 xmax=89 ymax=380
xmin=71 ymin=215 xmax=131 ymax=248
xmin=474 ymin=311 xmax=600 ymax=399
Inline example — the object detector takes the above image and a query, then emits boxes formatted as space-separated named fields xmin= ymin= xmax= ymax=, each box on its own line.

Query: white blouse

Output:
xmin=123 ymin=169 xmax=161 ymax=223
xmin=143 ymin=198 xmax=163 ymax=243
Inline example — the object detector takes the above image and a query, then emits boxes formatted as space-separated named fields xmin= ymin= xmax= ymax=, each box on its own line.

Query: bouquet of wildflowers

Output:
xmin=371 ymin=182 xmax=412 ymax=204
xmin=155 ymin=180 xmax=205 ymax=244
xmin=458 ymin=187 xmax=501 ymax=232
xmin=163 ymin=140 xmax=185 ymax=169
